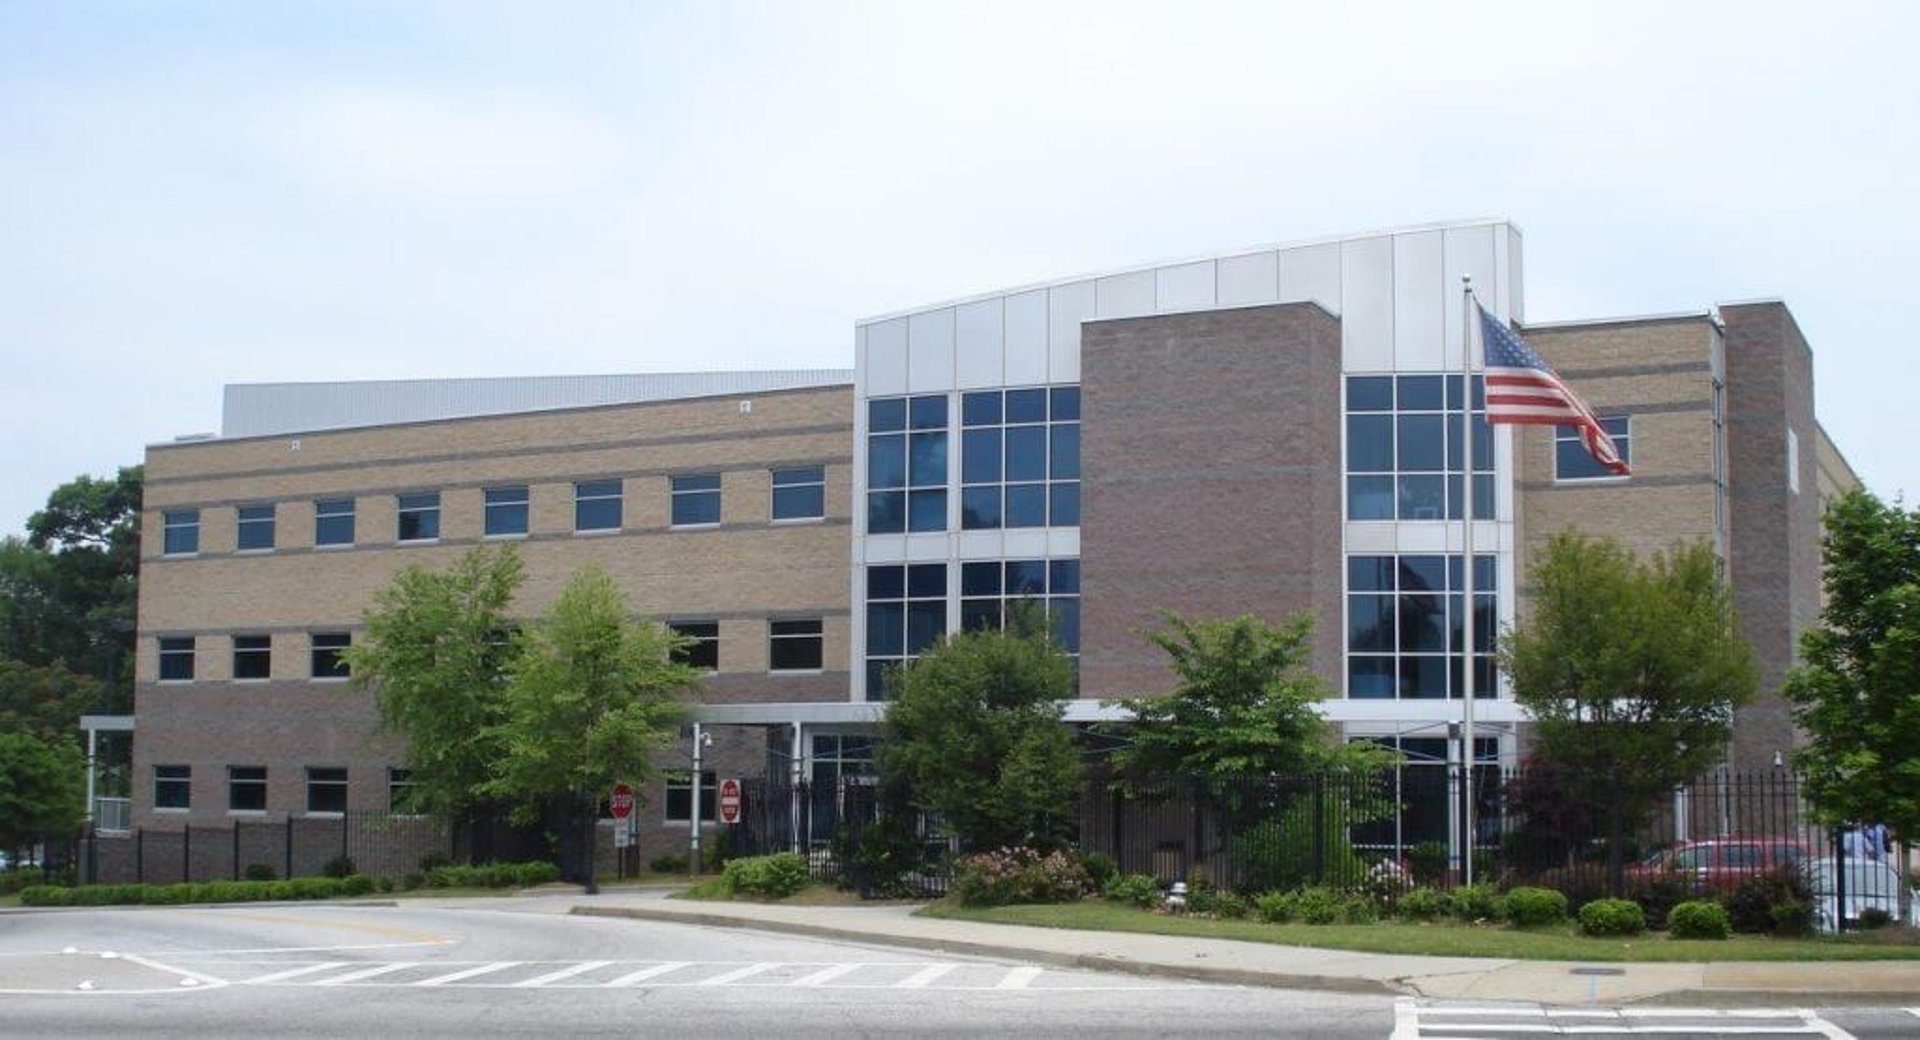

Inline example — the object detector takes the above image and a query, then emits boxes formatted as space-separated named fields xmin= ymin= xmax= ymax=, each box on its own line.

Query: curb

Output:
xmin=0 ymin=899 xmax=401 ymax=915
xmin=570 ymin=905 xmax=1400 ymax=996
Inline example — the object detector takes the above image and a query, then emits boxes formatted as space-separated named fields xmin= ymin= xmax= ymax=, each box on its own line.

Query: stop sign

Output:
xmin=718 ymin=778 xmax=742 ymax=825
xmin=609 ymin=782 xmax=635 ymax=821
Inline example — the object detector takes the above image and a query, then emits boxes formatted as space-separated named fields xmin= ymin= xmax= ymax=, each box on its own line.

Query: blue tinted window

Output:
xmin=1397 ymin=375 xmax=1443 ymax=410
xmin=236 ymin=504 xmax=275 ymax=551
xmin=671 ymin=475 xmax=720 ymax=526
xmin=771 ymin=466 xmax=825 ymax=521
xmin=1048 ymin=425 xmax=1080 ymax=480
xmin=1004 ymin=560 xmax=1046 ymax=596
xmin=961 ymin=429 xmax=1001 ymax=483
xmin=866 ymin=565 xmax=904 ymax=599
xmin=484 ymin=486 xmax=529 ymax=536
xmin=906 ymin=489 xmax=946 ymax=532
xmin=869 ymin=398 xmax=905 ymax=432
xmin=1398 ymin=556 xmax=1446 ymax=592
xmin=1049 ymin=599 xmax=1080 ymax=654
xmin=1556 ymin=416 xmax=1631 ymax=480
xmin=1348 ymin=415 xmax=1393 ymax=472
xmin=1348 ymin=657 xmax=1396 ymax=698
xmin=1348 ymin=556 xmax=1393 ymax=591
xmin=1004 ymin=426 xmax=1046 ymax=482
xmin=1048 ymin=483 xmax=1080 ymax=527
xmin=908 ymin=394 xmax=947 ymax=430
xmin=164 ymin=510 xmax=199 ymax=555
xmin=960 ymin=486 xmax=1000 ymax=530
xmin=1004 ymin=484 xmax=1046 ymax=528
xmin=313 ymin=499 xmax=354 ymax=546
xmin=1399 ymin=593 xmax=1445 ymax=652
xmin=1348 ymin=595 xmax=1395 ymax=652
xmin=960 ymin=599 xmax=999 ymax=632
xmin=905 ymin=602 xmax=944 ymax=653
xmin=575 ymin=480 xmax=622 ymax=531
xmin=906 ymin=563 xmax=946 ymax=598
xmin=1048 ymin=559 xmax=1080 ymax=594
xmin=867 ymin=491 xmax=904 ymax=534
xmin=1345 ymin=375 xmax=1489 ymax=521
xmin=1400 ymin=656 xmax=1447 ymax=698
xmin=868 ymin=434 xmax=907 ymax=489
xmin=396 ymin=493 xmax=440 ymax=541
xmin=1348 ymin=476 xmax=1394 ymax=520
xmin=1397 ymin=476 xmax=1445 ymax=520
xmin=909 ymin=432 xmax=947 ymax=485
xmin=866 ymin=604 xmax=903 ymax=656
xmin=1050 ymin=386 xmax=1080 ymax=421
xmin=962 ymin=391 xmax=1001 ymax=427
xmin=1005 ymin=388 xmax=1047 ymax=423
xmin=1397 ymin=415 xmax=1445 ymax=471
xmin=1346 ymin=552 xmax=1499 ymax=701
xmin=1346 ymin=376 xmax=1393 ymax=412
xmin=962 ymin=562 xmax=1000 ymax=596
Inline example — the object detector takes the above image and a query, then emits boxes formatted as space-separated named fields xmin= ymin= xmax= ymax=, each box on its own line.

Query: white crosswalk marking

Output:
xmin=600 ymin=962 xmax=690 ymax=987
xmin=414 ymin=962 xmax=523 ymax=987
xmin=789 ymin=963 xmax=863 ymax=988
xmin=313 ymin=962 xmax=418 ymax=986
xmin=893 ymin=964 xmax=958 ymax=989
xmin=995 ymin=966 xmax=1044 ymax=990
xmin=512 ymin=961 xmax=612 ymax=988
xmin=697 ymin=963 xmax=779 ymax=986
xmin=1399 ymin=1002 xmax=1856 ymax=1039
xmin=243 ymin=962 xmax=349 ymax=985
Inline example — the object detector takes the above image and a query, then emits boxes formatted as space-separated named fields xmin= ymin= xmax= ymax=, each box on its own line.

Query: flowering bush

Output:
xmin=1361 ymin=858 xmax=1413 ymax=904
xmin=952 ymin=847 xmax=1091 ymax=907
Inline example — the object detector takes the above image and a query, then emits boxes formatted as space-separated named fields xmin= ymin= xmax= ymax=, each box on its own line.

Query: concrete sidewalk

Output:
xmin=564 ymin=891 xmax=1920 ymax=1006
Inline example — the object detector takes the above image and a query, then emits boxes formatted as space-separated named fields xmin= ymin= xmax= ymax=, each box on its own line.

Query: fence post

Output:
xmin=183 ymin=825 xmax=191 ymax=884
xmin=284 ymin=817 xmax=293 ymax=880
xmin=1188 ymin=780 xmax=1204 ymax=885
xmin=1312 ymin=773 xmax=1326 ymax=886
xmin=86 ymin=826 xmax=97 ymax=886
xmin=1110 ymin=784 xmax=1125 ymax=876
xmin=341 ymin=814 xmax=350 ymax=869
xmin=136 ymin=827 xmax=144 ymax=884
xmin=1606 ymin=769 xmax=1625 ymax=898
xmin=1832 ymin=825 xmax=1848 ymax=932
xmin=232 ymin=823 xmax=240 ymax=881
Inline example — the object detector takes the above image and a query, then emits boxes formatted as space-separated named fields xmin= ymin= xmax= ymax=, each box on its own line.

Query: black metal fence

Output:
xmin=81 ymin=813 xmax=457 ymax=885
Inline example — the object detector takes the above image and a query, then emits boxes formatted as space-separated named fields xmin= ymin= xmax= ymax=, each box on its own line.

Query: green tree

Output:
xmin=1785 ymin=490 xmax=1920 ymax=848
xmin=345 ymin=545 xmax=524 ymax=818
xmin=1106 ymin=612 xmax=1381 ymax=788
xmin=1502 ymin=533 xmax=1755 ymax=832
xmin=0 ymin=731 xmax=86 ymax=858
xmin=0 ymin=659 xmax=103 ymax=743
xmin=880 ymin=611 xmax=1082 ymax=852
xmin=480 ymin=567 xmax=694 ymax=816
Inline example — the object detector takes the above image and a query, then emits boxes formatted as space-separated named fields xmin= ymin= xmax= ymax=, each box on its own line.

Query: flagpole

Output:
xmin=1461 ymin=274 xmax=1477 ymax=888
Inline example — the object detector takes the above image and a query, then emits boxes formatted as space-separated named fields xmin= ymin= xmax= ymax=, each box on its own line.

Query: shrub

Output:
xmin=1449 ymin=884 xmax=1504 ymax=923
xmin=1726 ymin=868 xmax=1811 ymax=934
xmin=1255 ymin=886 xmax=1374 ymax=925
xmin=649 ymin=854 xmax=690 ymax=875
xmin=1408 ymin=842 xmax=1450 ymax=886
xmin=951 ymin=847 xmax=1090 ymax=908
xmin=1081 ymin=852 xmax=1118 ymax=894
xmin=1624 ymin=869 xmax=1692 ymax=931
xmin=375 ymin=875 xmax=394 ymax=893
xmin=1536 ymin=864 xmax=1611 ymax=911
xmin=418 ymin=851 xmax=452 ymax=872
xmin=243 ymin=863 xmax=278 ymax=882
xmin=1362 ymin=859 xmax=1413 ymax=905
xmin=1189 ymin=887 xmax=1249 ymax=919
xmin=1860 ymin=907 xmax=1895 ymax=931
xmin=18 ymin=876 xmax=379 ymax=907
xmin=1502 ymin=886 xmax=1569 ymax=928
xmin=720 ymin=853 xmax=812 ymax=899
xmin=1667 ymin=900 xmax=1730 ymax=940
xmin=400 ymin=872 xmax=424 ymax=892
xmin=0 ymin=867 xmax=47 ymax=895
xmin=1578 ymin=898 xmax=1646 ymax=936
xmin=1398 ymin=887 xmax=1448 ymax=921
xmin=1771 ymin=897 xmax=1815 ymax=937
xmin=1103 ymin=873 xmax=1162 ymax=908
xmin=423 ymin=860 xmax=560 ymax=889
xmin=1254 ymin=890 xmax=1293 ymax=923
xmin=322 ymin=855 xmax=356 ymax=879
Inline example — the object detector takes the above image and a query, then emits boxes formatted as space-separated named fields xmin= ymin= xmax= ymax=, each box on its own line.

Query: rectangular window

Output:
xmin=664 ymin=769 xmax=716 ymax=823
xmin=668 ymin=621 xmax=719 ymax=671
xmin=158 ymin=636 xmax=195 ymax=681
xmin=867 ymin=394 xmax=948 ymax=534
xmin=959 ymin=386 xmax=1080 ymax=530
xmin=574 ymin=479 xmax=623 ymax=532
xmin=232 ymin=634 xmax=272 ymax=681
xmin=671 ymin=474 xmax=721 ymax=527
xmin=388 ymin=768 xmax=417 ymax=813
xmin=310 ymin=632 xmax=351 ymax=679
xmin=864 ymin=563 xmax=947 ymax=700
xmin=228 ymin=765 xmax=267 ymax=812
xmin=484 ymin=485 xmax=529 ymax=537
xmin=771 ymin=466 xmax=826 ymax=521
xmin=1555 ymin=416 xmax=1632 ymax=481
xmin=396 ymin=492 xmax=441 ymax=542
xmin=163 ymin=509 xmax=200 ymax=555
xmin=1345 ymin=553 xmax=1497 ymax=701
xmin=235 ymin=503 xmax=276 ymax=551
xmin=1347 ymin=735 xmax=1499 ymax=859
xmin=154 ymin=764 xmax=190 ymax=810
xmin=306 ymin=767 xmax=348 ymax=814
xmin=314 ymin=498 xmax=355 ymax=547
xmin=1345 ymin=375 xmax=1493 ymax=521
xmin=769 ymin=618 xmax=824 ymax=672
xmin=958 ymin=558 xmax=1081 ymax=661
xmin=1786 ymin=425 xmax=1800 ymax=495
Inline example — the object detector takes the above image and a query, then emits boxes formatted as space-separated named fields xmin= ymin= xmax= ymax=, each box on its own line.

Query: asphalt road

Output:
xmin=2 ymin=901 xmax=1918 ymax=1039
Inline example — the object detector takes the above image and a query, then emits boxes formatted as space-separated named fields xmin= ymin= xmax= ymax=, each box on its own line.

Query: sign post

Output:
xmin=609 ymin=783 xmax=635 ymax=880
xmin=718 ymin=778 xmax=742 ymax=826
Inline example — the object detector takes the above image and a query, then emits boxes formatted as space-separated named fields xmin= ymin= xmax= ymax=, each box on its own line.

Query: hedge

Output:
xmin=422 ymin=861 xmax=562 ymax=889
xmin=19 ymin=874 xmax=377 ymax=907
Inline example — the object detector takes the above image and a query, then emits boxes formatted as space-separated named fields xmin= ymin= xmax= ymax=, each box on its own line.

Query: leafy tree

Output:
xmin=0 ymin=659 xmax=103 ymax=743
xmin=1785 ymin=490 xmax=1920 ymax=848
xmin=0 ymin=731 xmax=86 ymax=858
xmin=480 ymin=567 xmax=695 ymax=815
xmin=1105 ymin=612 xmax=1383 ymax=789
xmin=880 ymin=610 xmax=1082 ymax=852
xmin=1502 ymin=533 xmax=1755 ymax=835
xmin=345 ymin=545 xmax=524 ymax=818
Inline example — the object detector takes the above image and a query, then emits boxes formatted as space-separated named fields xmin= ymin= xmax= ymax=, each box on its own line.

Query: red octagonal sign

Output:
xmin=718 ymin=778 xmax=742 ymax=825
xmin=609 ymin=782 xmax=635 ymax=821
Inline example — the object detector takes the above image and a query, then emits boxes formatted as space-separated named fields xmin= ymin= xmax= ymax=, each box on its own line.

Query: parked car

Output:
xmin=1629 ymin=837 xmax=1811 ymax=892
xmin=1805 ymin=857 xmax=1918 ymax=932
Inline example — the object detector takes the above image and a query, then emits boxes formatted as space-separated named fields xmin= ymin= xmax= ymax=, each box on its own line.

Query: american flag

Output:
xmin=1477 ymin=303 xmax=1630 ymax=476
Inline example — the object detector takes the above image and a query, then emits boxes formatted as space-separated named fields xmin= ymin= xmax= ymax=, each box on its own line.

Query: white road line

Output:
xmin=116 ymin=952 xmax=230 ymax=989
xmin=148 ymin=940 xmax=455 ymax=957
xmin=1391 ymin=998 xmax=1421 ymax=1040
xmin=312 ymin=961 xmax=418 ymax=986
xmin=790 ymin=964 xmax=864 ymax=988
xmin=698 ymin=963 xmax=779 ymax=986
xmin=412 ymin=962 xmax=523 ymax=987
xmin=994 ymin=966 xmax=1044 ymax=990
xmin=601 ymin=962 xmax=691 ymax=987
xmin=511 ymin=960 xmax=613 ymax=988
xmin=242 ymin=962 xmax=350 ymax=985
xmin=1799 ymin=1010 xmax=1858 ymax=1040
xmin=893 ymin=964 xmax=958 ymax=989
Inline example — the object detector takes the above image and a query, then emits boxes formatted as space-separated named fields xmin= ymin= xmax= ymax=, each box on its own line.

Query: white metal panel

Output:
xmin=864 ymin=318 xmax=909 ymax=397
xmin=1004 ymin=289 xmax=1049 ymax=386
xmin=1340 ymin=236 xmax=1395 ymax=373
xmin=907 ymin=308 xmax=956 ymax=394
xmin=1048 ymin=280 xmax=1095 ymax=384
xmin=1344 ymin=522 xmax=1397 ymax=554
xmin=1442 ymin=521 xmax=1502 ymax=553
xmin=956 ymin=530 xmax=1005 ymax=559
xmin=863 ymin=536 xmax=908 ymax=564
xmin=1002 ymin=528 xmax=1049 ymax=558
xmin=1505 ymin=224 xmax=1524 ymax=324
xmin=1216 ymin=250 xmax=1279 ymax=307
xmin=1392 ymin=231 xmax=1445 ymax=372
xmin=1443 ymin=225 xmax=1497 ymax=371
xmin=853 ymin=325 xmax=868 ymax=399
xmin=1155 ymin=261 xmax=1215 ymax=312
xmin=1396 ymin=522 xmax=1448 ymax=552
xmin=1046 ymin=528 xmax=1080 ymax=558
xmin=904 ymin=534 xmax=950 ymax=562
xmin=954 ymin=297 xmax=1005 ymax=390
xmin=1278 ymin=242 xmax=1342 ymax=311
xmin=1093 ymin=271 xmax=1153 ymax=320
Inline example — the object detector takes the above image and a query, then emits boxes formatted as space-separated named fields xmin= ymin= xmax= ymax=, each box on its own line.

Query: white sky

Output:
xmin=4 ymin=1 xmax=1916 ymax=535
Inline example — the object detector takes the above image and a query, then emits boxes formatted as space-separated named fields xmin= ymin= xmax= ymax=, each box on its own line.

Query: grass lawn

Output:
xmin=676 ymin=880 xmax=919 ymax=906
xmin=919 ymin=900 xmax=1920 ymax=962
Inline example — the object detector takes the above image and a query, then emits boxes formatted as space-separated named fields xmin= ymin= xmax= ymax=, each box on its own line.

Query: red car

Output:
xmin=1630 ymin=838 xmax=1811 ymax=891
